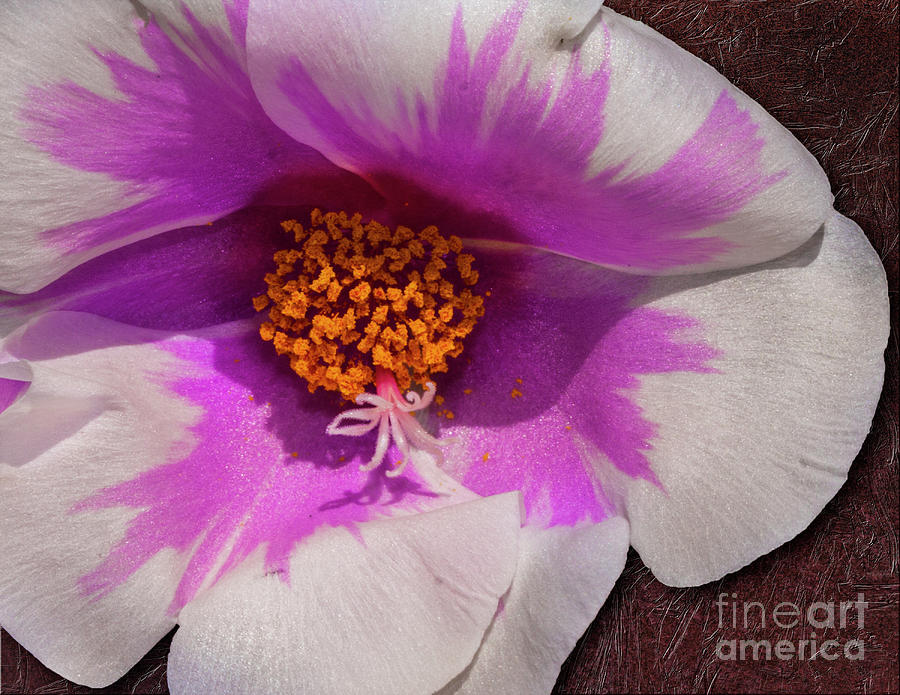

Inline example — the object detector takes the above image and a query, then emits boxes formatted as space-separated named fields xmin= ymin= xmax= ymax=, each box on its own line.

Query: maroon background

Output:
xmin=1 ymin=1 xmax=897 ymax=693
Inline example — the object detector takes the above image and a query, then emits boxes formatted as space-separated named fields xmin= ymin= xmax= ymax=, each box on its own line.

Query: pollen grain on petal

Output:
xmin=255 ymin=210 xmax=484 ymax=401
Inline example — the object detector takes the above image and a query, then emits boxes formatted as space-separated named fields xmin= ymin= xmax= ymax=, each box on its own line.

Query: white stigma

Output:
xmin=325 ymin=377 xmax=445 ymax=477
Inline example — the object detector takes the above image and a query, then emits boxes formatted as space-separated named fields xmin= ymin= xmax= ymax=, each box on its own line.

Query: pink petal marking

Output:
xmin=434 ymin=250 xmax=720 ymax=526
xmin=72 ymin=328 xmax=442 ymax=613
xmin=273 ymin=4 xmax=782 ymax=270
xmin=23 ymin=2 xmax=334 ymax=256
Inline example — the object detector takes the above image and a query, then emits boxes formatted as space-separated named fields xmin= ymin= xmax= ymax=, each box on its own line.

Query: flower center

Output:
xmin=253 ymin=209 xmax=484 ymax=475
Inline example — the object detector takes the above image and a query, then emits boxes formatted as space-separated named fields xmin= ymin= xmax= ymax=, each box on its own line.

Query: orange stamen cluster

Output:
xmin=254 ymin=209 xmax=484 ymax=401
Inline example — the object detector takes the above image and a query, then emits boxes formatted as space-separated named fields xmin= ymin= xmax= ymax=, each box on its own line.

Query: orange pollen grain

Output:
xmin=254 ymin=209 xmax=484 ymax=401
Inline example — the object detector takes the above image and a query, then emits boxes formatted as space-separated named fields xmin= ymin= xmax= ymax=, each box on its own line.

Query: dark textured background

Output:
xmin=1 ymin=1 xmax=897 ymax=693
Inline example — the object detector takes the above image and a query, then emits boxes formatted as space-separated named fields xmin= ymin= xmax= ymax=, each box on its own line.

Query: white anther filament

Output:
xmin=325 ymin=370 xmax=445 ymax=477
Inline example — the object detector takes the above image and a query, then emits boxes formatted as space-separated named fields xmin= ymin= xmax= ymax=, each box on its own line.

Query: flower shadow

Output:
xmin=207 ymin=327 xmax=439 ymax=514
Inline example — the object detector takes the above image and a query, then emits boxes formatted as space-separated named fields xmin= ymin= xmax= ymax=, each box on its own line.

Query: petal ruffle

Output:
xmin=166 ymin=493 xmax=522 ymax=695
xmin=0 ymin=0 xmax=364 ymax=293
xmin=441 ymin=518 xmax=629 ymax=695
xmin=247 ymin=0 xmax=830 ymax=274
xmin=434 ymin=211 xmax=886 ymax=584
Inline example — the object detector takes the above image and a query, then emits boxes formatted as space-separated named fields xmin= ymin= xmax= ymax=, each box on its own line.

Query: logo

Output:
xmin=714 ymin=592 xmax=867 ymax=661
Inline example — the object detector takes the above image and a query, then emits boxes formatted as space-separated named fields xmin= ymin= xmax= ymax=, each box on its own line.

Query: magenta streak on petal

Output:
xmin=564 ymin=308 xmax=718 ymax=483
xmin=22 ymin=3 xmax=342 ymax=256
xmin=438 ymin=250 xmax=718 ymax=525
xmin=0 ymin=379 xmax=29 ymax=416
xmin=222 ymin=0 xmax=251 ymax=64
xmin=274 ymin=5 xmax=781 ymax=270
xmin=1 ymin=208 xmax=291 ymax=332
xmin=73 ymin=327 xmax=439 ymax=613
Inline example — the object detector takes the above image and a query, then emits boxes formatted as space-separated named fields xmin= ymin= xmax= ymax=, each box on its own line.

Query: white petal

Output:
xmin=586 ymin=6 xmax=833 ymax=272
xmin=248 ymin=0 xmax=602 ymax=162
xmin=0 ymin=313 xmax=199 ymax=686
xmin=1 ymin=311 xmax=495 ymax=686
xmin=441 ymin=517 xmax=629 ymax=695
xmin=593 ymin=212 xmax=889 ymax=586
xmin=1 ymin=0 xmax=144 ymax=293
xmin=247 ymin=0 xmax=829 ymax=274
xmin=0 ymin=0 xmax=333 ymax=292
xmin=166 ymin=493 xmax=523 ymax=695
